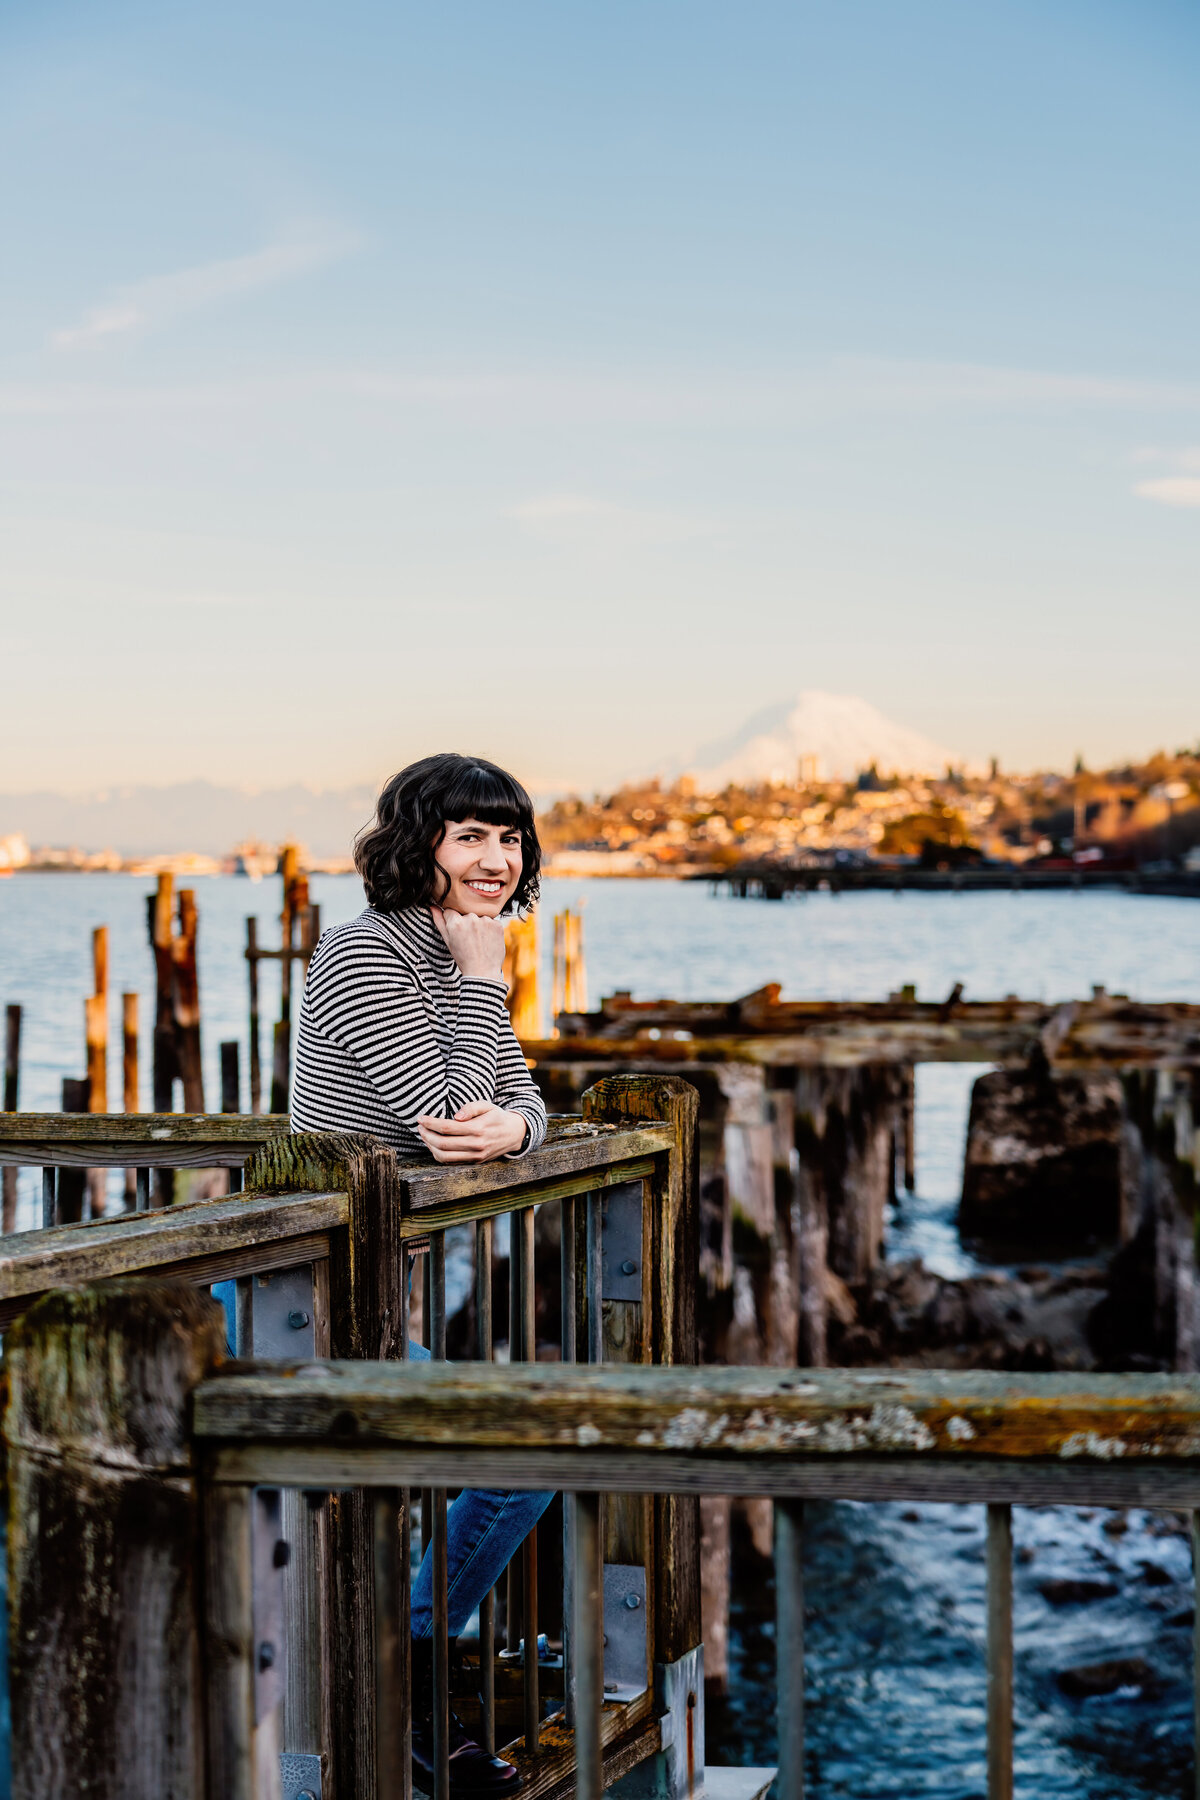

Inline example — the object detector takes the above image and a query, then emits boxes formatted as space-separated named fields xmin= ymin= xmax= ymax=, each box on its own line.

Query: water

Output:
xmin=1 ymin=873 xmax=1198 ymax=1795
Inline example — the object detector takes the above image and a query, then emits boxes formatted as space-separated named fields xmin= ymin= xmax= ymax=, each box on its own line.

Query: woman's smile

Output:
xmin=435 ymin=818 xmax=525 ymax=915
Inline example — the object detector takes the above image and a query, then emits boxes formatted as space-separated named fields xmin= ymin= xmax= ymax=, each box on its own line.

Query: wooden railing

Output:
xmin=1 ymin=1076 xmax=702 ymax=1800
xmin=0 ymin=1110 xmax=290 ymax=1221
xmin=8 ymin=1299 xmax=1200 ymax=1800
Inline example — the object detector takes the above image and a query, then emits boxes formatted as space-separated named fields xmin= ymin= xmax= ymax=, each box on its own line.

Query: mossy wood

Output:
xmin=583 ymin=1075 xmax=701 ymax=1667
xmin=0 ymin=1190 xmax=347 ymax=1328
xmin=4 ymin=1281 xmax=227 ymax=1800
xmin=195 ymin=1359 xmax=1200 ymax=1461
xmin=0 ymin=1110 xmax=290 ymax=1166
xmin=527 ymin=992 xmax=1200 ymax=1069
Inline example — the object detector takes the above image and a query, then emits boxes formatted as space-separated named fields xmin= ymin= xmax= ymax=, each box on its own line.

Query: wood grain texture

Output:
xmin=193 ymin=1359 xmax=1200 ymax=1463
xmin=204 ymin=1441 xmax=1200 ymax=1508
xmin=247 ymin=1132 xmax=409 ymax=1799
xmin=4 ymin=1281 xmax=226 ymax=1800
xmin=400 ymin=1122 xmax=672 ymax=1209
xmin=0 ymin=1191 xmax=347 ymax=1326
xmin=538 ymin=991 xmax=1200 ymax=1070
xmin=0 ymin=1111 xmax=291 ymax=1167
xmin=583 ymin=1076 xmax=702 ymax=1666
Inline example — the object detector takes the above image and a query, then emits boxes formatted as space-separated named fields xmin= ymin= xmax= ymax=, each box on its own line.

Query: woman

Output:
xmin=293 ymin=753 xmax=553 ymax=1796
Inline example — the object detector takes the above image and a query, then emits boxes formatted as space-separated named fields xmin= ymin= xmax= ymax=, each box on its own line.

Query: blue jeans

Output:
xmin=210 ymin=1288 xmax=552 ymax=1640
xmin=407 ymin=1341 xmax=554 ymax=1639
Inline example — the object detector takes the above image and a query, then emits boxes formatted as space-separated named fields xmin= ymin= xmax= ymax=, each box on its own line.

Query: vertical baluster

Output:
xmin=517 ymin=1205 xmax=540 ymax=1751
xmin=134 ymin=1166 xmax=151 ymax=1212
xmin=1192 ymin=1512 xmax=1200 ymax=1800
xmin=561 ymin=1194 xmax=577 ymax=1727
xmin=585 ymin=1190 xmax=602 ymax=1365
xmin=430 ymin=1232 xmax=450 ymax=1800
xmin=375 ymin=1488 xmax=411 ymax=1800
xmin=774 ymin=1499 xmax=805 ymax=1800
xmin=475 ymin=1219 xmax=496 ymax=1753
xmin=420 ymin=1250 xmax=433 ymax=1563
xmin=41 ymin=1167 xmax=56 ymax=1229
xmin=987 ymin=1502 xmax=1014 ymax=1800
xmin=573 ymin=1491 xmax=603 ymax=1800
xmin=507 ymin=1212 xmax=523 ymax=1656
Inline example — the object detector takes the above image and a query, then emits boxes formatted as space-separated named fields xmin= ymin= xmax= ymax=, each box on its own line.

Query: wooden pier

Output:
xmin=0 ymin=1080 xmax=702 ymax=1800
xmin=706 ymin=862 xmax=1200 ymax=899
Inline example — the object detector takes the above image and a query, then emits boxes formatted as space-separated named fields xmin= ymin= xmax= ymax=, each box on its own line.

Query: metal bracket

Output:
xmin=601 ymin=1180 xmax=644 ymax=1301
xmin=252 ymin=1487 xmax=288 ymax=1725
xmin=248 ymin=1266 xmax=317 ymax=1360
xmin=607 ymin=1646 xmax=705 ymax=1800
xmin=602 ymin=1562 xmax=648 ymax=1700
xmin=280 ymin=1752 xmax=323 ymax=1800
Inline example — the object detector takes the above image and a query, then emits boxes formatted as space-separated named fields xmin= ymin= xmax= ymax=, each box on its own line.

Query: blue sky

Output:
xmin=2 ymin=0 xmax=1198 ymax=794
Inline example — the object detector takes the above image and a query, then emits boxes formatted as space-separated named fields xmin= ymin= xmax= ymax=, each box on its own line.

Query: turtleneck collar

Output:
xmin=374 ymin=904 xmax=457 ymax=972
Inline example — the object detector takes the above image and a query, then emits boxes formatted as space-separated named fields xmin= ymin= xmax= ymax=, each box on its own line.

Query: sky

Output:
xmin=2 ymin=0 xmax=1199 ymax=798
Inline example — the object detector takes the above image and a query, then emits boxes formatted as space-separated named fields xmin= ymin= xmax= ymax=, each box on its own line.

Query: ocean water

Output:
xmin=1 ymin=873 xmax=1198 ymax=1795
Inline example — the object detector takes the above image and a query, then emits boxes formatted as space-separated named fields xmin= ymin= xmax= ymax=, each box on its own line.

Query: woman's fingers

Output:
xmin=453 ymin=1100 xmax=495 ymax=1121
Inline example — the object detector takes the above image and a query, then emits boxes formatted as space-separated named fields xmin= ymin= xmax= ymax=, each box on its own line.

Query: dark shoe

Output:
xmin=411 ymin=1638 xmax=522 ymax=1797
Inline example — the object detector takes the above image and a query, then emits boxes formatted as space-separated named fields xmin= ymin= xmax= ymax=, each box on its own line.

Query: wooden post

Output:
xmin=122 ymin=993 xmax=139 ymax=1204
xmin=552 ymin=912 xmax=565 ymax=1026
xmin=57 ymin=1077 xmax=90 ymax=1224
xmin=4 ymin=1280 xmax=226 ymax=1800
xmin=174 ymin=889 xmax=205 ymax=1112
xmin=122 ymin=993 xmax=138 ymax=1111
xmin=150 ymin=874 xmax=178 ymax=1112
xmin=244 ymin=1130 xmax=410 ymax=1797
xmin=504 ymin=912 xmax=541 ymax=1040
xmin=221 ymin=1041 xmax=241 ymax=1113
xmin=3 ymin=1002 xmax=20 ymax=1231
xmin=246 ymin=917 xmax=262 ymax=1114
xmin=581 ymin=1077 xmax=701 ymax=1669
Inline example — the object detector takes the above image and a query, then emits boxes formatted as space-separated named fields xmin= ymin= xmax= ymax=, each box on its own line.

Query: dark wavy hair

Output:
xmin=355 ymin=753 xmax=541 ymax=915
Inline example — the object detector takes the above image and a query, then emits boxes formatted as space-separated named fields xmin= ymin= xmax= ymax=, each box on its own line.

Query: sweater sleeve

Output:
xmin=304 ymin=932 xmax=510 ymax=1127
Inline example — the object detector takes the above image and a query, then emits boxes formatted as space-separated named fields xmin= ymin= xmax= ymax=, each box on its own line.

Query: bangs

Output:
xmin=441 ymin=761 xmax=532 ymax=828
xmin=356 ymin=751 xmax=542 ymax=913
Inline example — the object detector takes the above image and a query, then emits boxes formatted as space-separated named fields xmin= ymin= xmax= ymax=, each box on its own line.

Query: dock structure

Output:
xmin=523 ymin=985 xmax=1200 ymax=1689
xmin=7 ymin=1270 xmax=1200 ymax=1798
xmin=707 ymin=861 xmax=1200 ymax=899
xmin=0 ymin=1080 xmax=704 ymax=1800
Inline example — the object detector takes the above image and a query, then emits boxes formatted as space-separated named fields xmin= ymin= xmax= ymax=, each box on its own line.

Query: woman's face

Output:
xmin=434 ymin=817 xmax=524 ymax=915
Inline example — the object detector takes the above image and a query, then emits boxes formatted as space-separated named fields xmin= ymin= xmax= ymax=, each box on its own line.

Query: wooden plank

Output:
xmin=397 ymin=1156 xmax=660 ymax=1238
xmin=400 ymin=1123 xmax=673 ymax=1209
xmin=583 ymin=1076 xmax=701 ymax=1668
xmin=500 ymin=1705 xmax=659 ymax=1800
xmin=193 ymin=1359 xmax=1200 ymax=1463
xmin=253 ymin=1133 xmax=411 ymax=1797
xmin=205 ymin=1442 xmax=1200 ymax=1509
xmin=0 ymin=1190 xmax=346 ymax=1313
xmin=0 ymin=1110 xmax=291 ymax=1166
xmin=5 ymin=1281 xmax=225 ymax=1800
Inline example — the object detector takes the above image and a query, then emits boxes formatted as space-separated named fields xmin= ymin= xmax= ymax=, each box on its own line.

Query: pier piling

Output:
xmin=3 ymin=1002 xmax=20 ymax=1230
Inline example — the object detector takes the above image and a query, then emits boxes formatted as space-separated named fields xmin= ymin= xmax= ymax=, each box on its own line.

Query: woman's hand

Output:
xmin=417 ymin=1101 xmax=528 ymax=1163
xmin=431 ymin=906 xmax=507 ymax=982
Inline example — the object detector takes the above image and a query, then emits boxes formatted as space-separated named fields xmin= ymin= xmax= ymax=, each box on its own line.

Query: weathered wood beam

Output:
xmin=194 ymin=1359 xmax=1200 ymax=1463
xmin=5 ymin=1281 xmax=227 ymax=1800
xmin=0 ymin=1111 xmax=291 ymax=1166
xmin=0 ymin=1190 xmax=347 ymax=1327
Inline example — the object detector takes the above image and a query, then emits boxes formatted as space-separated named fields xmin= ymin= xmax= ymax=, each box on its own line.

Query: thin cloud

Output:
xmin=52 ymin=225 xmax=359 ymax=350
xmin=1134 ymin=476 xmax=1200 ymax=509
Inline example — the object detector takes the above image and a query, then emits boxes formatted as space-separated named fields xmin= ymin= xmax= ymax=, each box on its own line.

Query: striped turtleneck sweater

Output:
xmin=291 ymin=904 xmax=548 ymax=1157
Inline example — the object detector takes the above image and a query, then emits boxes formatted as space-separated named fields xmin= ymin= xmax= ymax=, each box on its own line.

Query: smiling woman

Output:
xmin=291 ymin=752 xmax=547 ymax=1164
xmin=290 ymin=752 xmax=551 ymax=1794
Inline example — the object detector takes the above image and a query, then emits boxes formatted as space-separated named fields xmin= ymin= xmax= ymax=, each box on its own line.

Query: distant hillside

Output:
xmin=685 ymin=690 xmax=964 ymax=787
xmin=0 ymin=781 xmax=377 ymax=859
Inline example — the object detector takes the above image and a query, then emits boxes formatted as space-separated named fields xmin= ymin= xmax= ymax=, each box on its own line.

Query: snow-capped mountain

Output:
xmin=684 ymin=691 xmax=963 ymax=788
